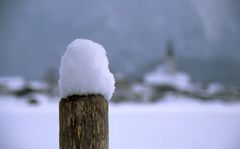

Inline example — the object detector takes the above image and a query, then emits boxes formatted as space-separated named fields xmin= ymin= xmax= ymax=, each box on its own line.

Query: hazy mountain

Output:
xmin=0 ymin=0 xmax=239 ymax=83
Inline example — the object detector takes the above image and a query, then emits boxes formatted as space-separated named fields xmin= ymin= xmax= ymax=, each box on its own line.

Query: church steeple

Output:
xmin=165 ymin=40 xmax=176 ymax=74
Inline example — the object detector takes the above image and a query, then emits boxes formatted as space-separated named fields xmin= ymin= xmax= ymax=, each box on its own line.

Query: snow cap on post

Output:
xmin=59 ymin=39 xmax=115 ymax=100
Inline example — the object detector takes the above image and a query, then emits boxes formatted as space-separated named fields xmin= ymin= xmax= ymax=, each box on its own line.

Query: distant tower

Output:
xmin=165 ymin=40 xmax=176 ymax=74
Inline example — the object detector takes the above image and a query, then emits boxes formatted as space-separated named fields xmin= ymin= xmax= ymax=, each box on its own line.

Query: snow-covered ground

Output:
xmin=1 ymin=95 xmax=240 ymax=149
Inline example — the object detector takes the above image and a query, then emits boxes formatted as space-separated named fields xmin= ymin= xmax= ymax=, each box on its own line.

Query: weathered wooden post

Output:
xmin=59 ymin=94 xmax=108 ymax=149
xmin=58 ymin=39 xmax=115 ymax=149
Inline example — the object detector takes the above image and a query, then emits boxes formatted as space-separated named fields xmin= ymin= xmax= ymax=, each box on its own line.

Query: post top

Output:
xmin=58 ymin=39 xmax=115 ymax=100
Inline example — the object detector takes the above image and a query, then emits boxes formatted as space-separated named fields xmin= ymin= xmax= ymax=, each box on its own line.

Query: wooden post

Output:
xmin=59 ymin=94 xmax=108 ymax=149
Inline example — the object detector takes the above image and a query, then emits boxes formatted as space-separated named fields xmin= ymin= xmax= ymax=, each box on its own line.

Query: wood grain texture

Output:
xmin=59 ymin=94 xmax=108 ymax=149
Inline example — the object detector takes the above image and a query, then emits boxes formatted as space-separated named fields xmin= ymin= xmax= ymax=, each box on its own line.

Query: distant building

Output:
xmin=144 ymin=42 xmax=192 ymax=91
xmin=166 ymin=40 xmax=176 ymax=74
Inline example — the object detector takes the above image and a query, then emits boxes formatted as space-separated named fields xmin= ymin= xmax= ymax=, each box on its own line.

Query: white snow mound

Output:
xmin=59 ymin=39 xmax=115 ymax=100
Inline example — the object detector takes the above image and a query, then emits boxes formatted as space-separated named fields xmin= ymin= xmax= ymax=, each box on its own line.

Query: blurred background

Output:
xmin=0 ymin=0 xmax=240 ymax=149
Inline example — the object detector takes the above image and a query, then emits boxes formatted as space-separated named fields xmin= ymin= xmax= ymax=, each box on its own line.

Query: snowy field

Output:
xmin=1 ymin=95 xmax=240 ymax=149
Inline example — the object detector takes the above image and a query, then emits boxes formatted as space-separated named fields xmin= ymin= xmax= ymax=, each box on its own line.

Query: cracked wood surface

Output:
xmin=59 ymin=94 xmax=108 ymax=149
